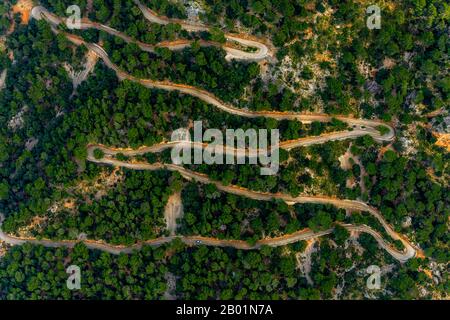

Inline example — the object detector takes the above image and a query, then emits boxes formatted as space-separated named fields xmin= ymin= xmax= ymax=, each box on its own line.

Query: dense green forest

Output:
xmin=180 ymin=182 xmax=348 ymax=242
xmin=181 ymin=140 xmax=353 ymax=196
xmin=362 ymin=148 xmax=449 ymax=262
xmin=194 ymin=0 xmax=449 ymax=117
xmin=0 ymin=240 xmax=438 ymax=300
xmin=180 ymin=182 xmax=404 ymax=250
xmin=37 ymin=0 xmax=450 ymax=115
xmin=0 ymin=17 xmax=354 ymax=237
xmin=0 ymin=0 xmax=448 ymax=300
xmin=0 ymin=19 xmax=343 ymax=231
xmin=33 ymin=170 xmax=179 ymax=245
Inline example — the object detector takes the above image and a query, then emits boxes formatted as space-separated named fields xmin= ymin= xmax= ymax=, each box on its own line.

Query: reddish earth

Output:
xmin=433 ymin=133 xmax=450 ymax=152
xmin=12 ymin=0 xmax=33 ymax=24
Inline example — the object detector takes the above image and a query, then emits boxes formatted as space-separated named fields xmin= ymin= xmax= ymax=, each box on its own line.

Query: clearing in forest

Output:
xmin=164 ymin=191 xmax=183 ymax=236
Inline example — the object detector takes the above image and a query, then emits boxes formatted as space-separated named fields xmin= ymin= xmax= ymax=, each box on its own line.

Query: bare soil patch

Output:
xmin=164 ymin=191 xmax=183 ymax=235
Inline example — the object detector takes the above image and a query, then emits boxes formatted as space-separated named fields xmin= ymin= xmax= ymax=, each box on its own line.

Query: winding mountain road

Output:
xmin=3 ymin=4 xmax=420 ymax=263
xmin=83 ymin=147 xmax=418 ymax=262
xmin=33 ymin=6 xmax=394 ymax=143
xmin=31 ymin=5 xmax=271 ymax=62
xmin=133 ymin=0 xmax=273 ymax=61
xmin=85 ymin=128 xmax=387 ymax=161
xmin=0 ymin=212 xmax=415 ymax=262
